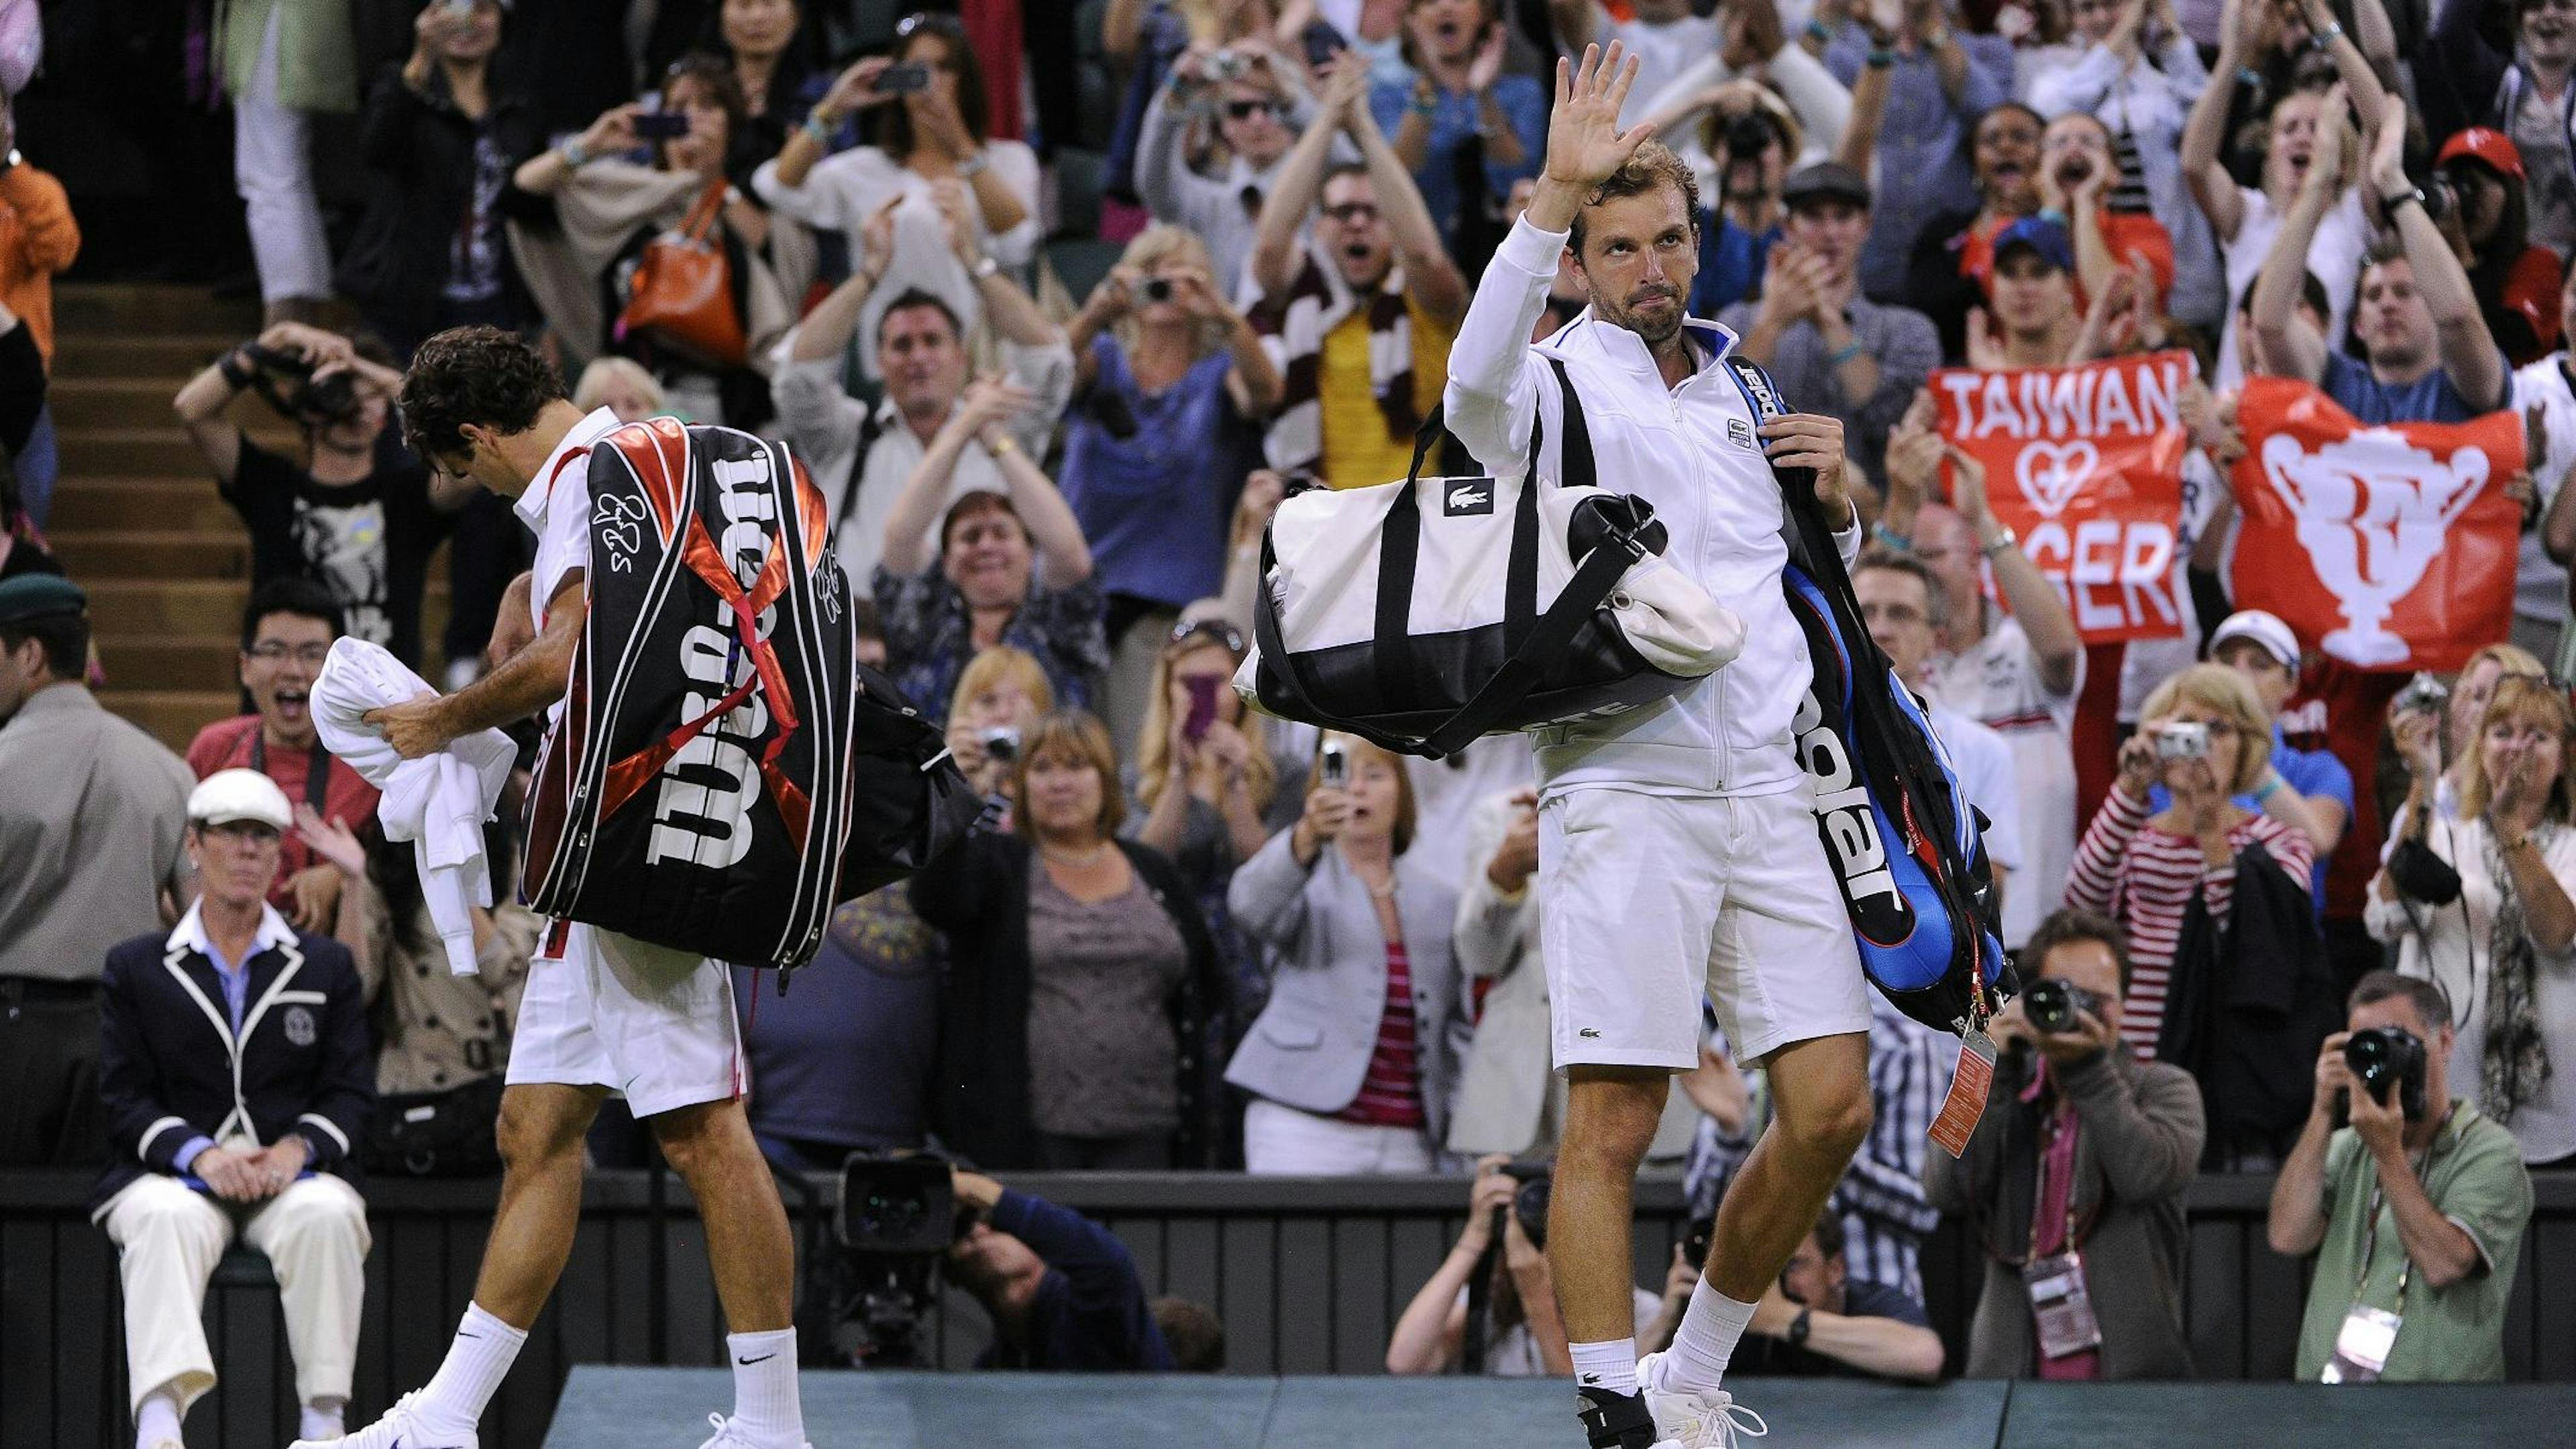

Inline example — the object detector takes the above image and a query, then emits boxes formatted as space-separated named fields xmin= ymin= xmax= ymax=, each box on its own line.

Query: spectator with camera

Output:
xmin=1061 ymin=226 xmax=1281 ymax=753
xmin=944 ymin=646 xmax=1057 ymax=825
xmin=1699 ymin=1210 xmax=1944 ymax=1383
xmin=1389 ymin=1155 xmax=1662 ymax=1376
xmin=946 ymin=1165 xmax=1203 ymax=1371
xmin=2373 ymin=674 xmax=2576 ymax=1169
xmin=2397 ymin=645 xmax=2552 ymax=824
xmin=0 ymin=575 xmax=196 ymax=1167
xmin=174 ymin=322 xmax=466 ymax=669
xmin=1676 ymin=93 xmax=1802 ymax=319
xmin=1228 ymin=733 xmax=1471 ymax=1173
xmin=1823 ymin=0 xmax=2016 ymax=303
xmin=1923 ymin=908 xmax=2206 ymax=1379
xmin=912 ymin=712 xmax=1224 ymax=1169
xmin=96 ymin=769 xmax=374 ymax=1449
xmin=2270 ymin=972 xmax=2535 ymax=1382
xmin=1135 ymin=42 xmax=1323 ymax=297
xmin=1248 ymin=54 xmax=1466 ymax=490
xmin=184 ymin=580 xmax=380 ymax=930
xmin=2416 ymin=0 xmax=2576 ymax=262
xmin=771 ymin=196 xmax=1071 ymax=599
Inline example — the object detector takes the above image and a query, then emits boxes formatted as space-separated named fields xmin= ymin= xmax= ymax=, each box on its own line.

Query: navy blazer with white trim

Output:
xmin=91 ymin=902 xmax=375 ymax=1219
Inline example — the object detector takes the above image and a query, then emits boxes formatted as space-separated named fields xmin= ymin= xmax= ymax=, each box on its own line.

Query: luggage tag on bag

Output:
xmin=2023 ymin=1250 xmax=2104 ymax=1360
xmin=2321 ymin=1305 xmax=2402 ymax=1383
xmin=1927 ymin=1030 xmax=1997 ymax=1158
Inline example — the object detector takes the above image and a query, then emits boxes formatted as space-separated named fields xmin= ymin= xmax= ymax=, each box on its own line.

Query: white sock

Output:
xmin=413 ymin=1303 xmax=528 ymax=1433
xmin=725 ymin=1330 xmax=804 ymax=1448
xmin=134 ymin=1387 xmax=182 ymax=1448
xmin=1570 ymin=1337 xmax=1640 ymax=1397
xmin=299 ymin=1397 xmax=345 ymax=1442
xmin=1656 ymin=1278 xmax=1757 ymax=1394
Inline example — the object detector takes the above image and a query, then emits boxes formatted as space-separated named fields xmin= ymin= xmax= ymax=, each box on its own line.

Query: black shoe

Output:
xmin=1576 ymin=1384 xmax=1663 ymax=1449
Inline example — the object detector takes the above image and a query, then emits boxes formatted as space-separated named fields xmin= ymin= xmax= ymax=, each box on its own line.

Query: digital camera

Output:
xmin=979 ymin=726 xmax=1020 ymax=765
xmin=239 ymin=341 xmax=362 ymax=425
xmin=2153 ymin=721 xmax=2210 ymax=761
xmin=2394 ymin=671 xmax=2451 ymax=718
xmin=2345 ymin=1025 xmax=2430 ymax=1121
xmin=2024 ymin=977 xmax=2104 ymax=1036
xmin=1499 ymin=1161 xmax=1552 ymax=1252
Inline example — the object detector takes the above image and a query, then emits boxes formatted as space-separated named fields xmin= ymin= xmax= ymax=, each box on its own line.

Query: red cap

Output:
xmin=2437 ymin=127 xmax=2525 ymax=180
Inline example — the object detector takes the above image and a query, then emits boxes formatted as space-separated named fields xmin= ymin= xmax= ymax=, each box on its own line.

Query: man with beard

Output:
xmin=1250 ymin=55 xmax=1467 ymax=490
xmin=1445 ymin=44 xmax=1872 ymax=1449
xmin=2253 ymin=91 xmax=2510 ymax=422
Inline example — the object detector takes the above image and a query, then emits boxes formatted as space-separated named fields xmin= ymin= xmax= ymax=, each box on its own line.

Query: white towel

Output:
xmin=311 ymin=639 xmax=519 ymax=975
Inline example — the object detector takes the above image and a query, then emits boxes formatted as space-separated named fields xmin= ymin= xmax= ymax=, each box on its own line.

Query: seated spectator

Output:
xmin=755 ymin=12 xmax=1039 ymax=379
xmin=910 ymin=712 xmax=1222 ymax=1169
xmin=1923 ymin=908 xmax=2204 ymax=1379
xmin=873 ymin=380 xmax=1106 ymax=722
xmin=95 ymin=769 xmax=373 ymax=1449
xmin=570 ymin=356 xmax=667 ymax=424
xmin=1249 ymin=57 xmax=1468 ymax=489
xmin=2271 ymin=973 xmax=2534 ymax=1382
xmin=1102 ymin=0 xmax=1313 ymax=237
xmin=184 ymin=580 xmax=381 ymax=929
xmin=2417 ymin=0 xmax=2576 ymax=260
xmin=2028 ymin=0 xmax=2222 ymax=330
xmin=1061 ymin=227 xmax=1281 ymax=750
xmin=1899 ymin=105 xmax=2043 ymax=362
xmin=335 ymin=0 xmax=543 ymax=359
xmin=2435 ymin=129 xmax=2567 ymax=366
xmin=1721 ymin=164 xmax=1937 ymax=486
xmin=947 ymin=1165 xmax=1199 ymax=1370
xmin=173 ymin=322 xmax=464 ymax=668
xmin=2374 ymin=676 xmax=2576 ymax=1169
xmin=1387 ymin=1156 xmax=1660 ymax=1376
xmin=773 ymin=215 xmax=1071 ymax=596
xmin=1134 ymin=43 xmax=1318 ymax=296
xmin=1546 ymin=0 xmax=1720 ymax=128
xmin=2035 ymin=111 xmax=2177 ymax=316
xmin=1228 ymin=733 xmax=1469 ymax=1173
xmin=943 ymin=645 xmax=1057 ymax=820
xmin=2067 ymin=662 xmax=2318 ymax=1057
xmin=1366 ymin=0 xmax=1544 ymax=254
xmin=1827 ymin=0 xmax=2017 ymax=303
xmin=509 ymin=57 xmax=798 ymax=429
xmin=0 ymin=576 xmax=195 ymax=1167
xmin=1713 ymin=1212 xmax=1943 ymax=1383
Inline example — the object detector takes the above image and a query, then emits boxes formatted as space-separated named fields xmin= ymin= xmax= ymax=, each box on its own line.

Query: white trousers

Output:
xmin=1242 ymin=1098 xmax=1435 ymax=1174
xmin=101 ymin=1173 xmax=372 ymax=1415
xmin=233 ymin=4 xmax=333 ymax=303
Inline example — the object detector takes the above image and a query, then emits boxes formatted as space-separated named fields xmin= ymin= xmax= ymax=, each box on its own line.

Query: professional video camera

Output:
xmin=829 ymin=1150 xmax=969 ymax=1367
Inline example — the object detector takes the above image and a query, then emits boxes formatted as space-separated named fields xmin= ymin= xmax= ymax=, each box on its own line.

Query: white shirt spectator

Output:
xmin=2216 ymin=185 xmax=2369 ymax=391
xmin=1925 ymin=612 xmax=2081 ymax=949
xmin=1565 ymin=5 xmax=1723 ymax=127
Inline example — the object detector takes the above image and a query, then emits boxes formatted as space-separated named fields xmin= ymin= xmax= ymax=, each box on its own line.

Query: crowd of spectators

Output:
xmin=15 ymin=0 xmax=2576 ymax=1415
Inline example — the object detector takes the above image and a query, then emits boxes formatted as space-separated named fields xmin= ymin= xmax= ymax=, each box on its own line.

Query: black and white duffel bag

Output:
xmin=1237 ymin=358 xmax=1744 ymax=759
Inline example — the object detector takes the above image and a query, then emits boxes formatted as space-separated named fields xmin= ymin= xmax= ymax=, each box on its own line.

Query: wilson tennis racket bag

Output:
xmin=1238 ymin=358 xmax=1744 ymax=759
xmin=521 ymin=419 xmax=974 ymax=974
xmin=1727 ymin=358 xmax=2015 ymax=1034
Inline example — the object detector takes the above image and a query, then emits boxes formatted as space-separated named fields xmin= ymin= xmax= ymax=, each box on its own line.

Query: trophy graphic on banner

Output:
xmin=2257 ymin=430 xmax=2487 ymax=667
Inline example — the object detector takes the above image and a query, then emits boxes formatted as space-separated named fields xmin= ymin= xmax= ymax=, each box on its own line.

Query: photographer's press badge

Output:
xmin=2322 ymin=1305 xmax=2401 ymax=1383
xmin=2022 ymin=1251 xmax=2105 ymax=1360
xmin=1928 ymin=1030 xmax=1997 ymax=1159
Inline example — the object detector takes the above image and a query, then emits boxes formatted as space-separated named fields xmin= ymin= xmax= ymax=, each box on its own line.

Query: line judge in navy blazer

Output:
xmin=94 ymin=769 xmax=375 ymax=1449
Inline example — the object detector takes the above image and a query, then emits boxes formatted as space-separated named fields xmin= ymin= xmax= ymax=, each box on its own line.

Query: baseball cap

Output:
xmin=2436 ymin=127 xmax=2524 ymax=180
xmin=189 ymin=768 xmax=295 ymax=832
xmin=1781 ymin=162 xmax=1872 ymax=213
xmin=2210 ymin=609 xmax=2301 ymax=670
xmin=1992 ymin=217 xmax=2074 ymax=273
xmin=0 ymin=572 xmax=85 ymax=625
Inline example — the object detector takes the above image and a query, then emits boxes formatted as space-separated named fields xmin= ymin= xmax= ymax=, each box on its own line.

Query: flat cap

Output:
xmin=0 ymin=572 xmax=85 ymax=625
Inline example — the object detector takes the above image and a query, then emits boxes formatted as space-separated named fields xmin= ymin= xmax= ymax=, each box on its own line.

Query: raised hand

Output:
xmin=819 ymin=56 xmax=895 ymax=123
xmin=1943 ymin=442 xmax=1992 ymax=524
xmin=857 ymin=195 xmax=902 ymax=280
xmin=1466 ymin=21 xmax=1506 ymax=95
xmin=1541 ymin=43 xmax=1652 ymax=195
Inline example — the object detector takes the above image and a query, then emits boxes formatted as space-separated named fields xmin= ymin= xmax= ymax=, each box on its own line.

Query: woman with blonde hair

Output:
xmin=945 ymin=644 xmax=1055 ymax=808
xmin=2374 ymin=675 xmax=2576 ymax=1166
xmin=570 ymin=357 xmax=668 ymax=423
xmin=910 ymin=711 xmax=1222 ymax=1167
xmin=1061 ymin=224 xmax=1283 ymax=750
xmin=2066 ymin=662 xmax=2318 ymax=1054
xmin=2393 ymin=642 xmax=2551 ymax=822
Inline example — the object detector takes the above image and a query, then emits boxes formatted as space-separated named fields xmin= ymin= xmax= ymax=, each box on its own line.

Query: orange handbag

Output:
xmin=616 ymin=181 xmax=748 ymax=367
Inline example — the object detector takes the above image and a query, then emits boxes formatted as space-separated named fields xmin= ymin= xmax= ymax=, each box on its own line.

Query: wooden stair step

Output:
xmin=46 ymin=476 xmax=239 ymax=531
xmin=54 ymin=285 xmax=260 ymax=336
xmin=47 ymin=528 xmax=250 ymax=580
xmin=51 ymin=334 xmax=243 ymax=381
xmin=97 ymin=636 xmax=244 ymax=694
xmin=96 ymin=689 xmax=241 ymax=755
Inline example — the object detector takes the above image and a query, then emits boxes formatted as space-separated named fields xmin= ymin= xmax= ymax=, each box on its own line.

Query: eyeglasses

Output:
xmin=1224 ymin=99 xmax=1281 ymax=121
xmin=1321 ymin=201 xmax=1381 ymax=225
xmin=246 ymin=642 xmax=331 ymax=665
xmin=1169 ymin=619 xmax=1247 ymax=657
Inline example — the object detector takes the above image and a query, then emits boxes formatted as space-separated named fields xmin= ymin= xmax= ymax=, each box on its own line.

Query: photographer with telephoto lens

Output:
xmin=944 ymin=1165 xmax=1220 ymax=1371
xmin=1387 ymin=1156 xmax=1661 ymax=1376
xmin=2269 ymin=973 xmax=2533 ymax=1383
xmin=173 ymin=322 xmax=468 ymax=669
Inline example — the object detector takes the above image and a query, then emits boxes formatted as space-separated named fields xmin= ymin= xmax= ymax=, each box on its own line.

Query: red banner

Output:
xmin=2228 ymin=378 xmax=2522 ymax=673
xmin=1933 ymin=352 xmax=2194 ymax=642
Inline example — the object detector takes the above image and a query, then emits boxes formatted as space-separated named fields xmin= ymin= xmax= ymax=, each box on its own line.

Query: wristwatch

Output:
xmin=1787 ymin=1309 xmax=1813 ymax=1348
xmin=955 ymin=150 xmax=991 ymax=180
xmin=1981 ymin=523 xmax=2019 ymax=557
xmin=2384 ymin=185 xmax=2428 ymax=215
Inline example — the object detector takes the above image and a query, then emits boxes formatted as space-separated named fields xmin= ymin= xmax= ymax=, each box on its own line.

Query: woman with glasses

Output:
xmin=1063 ymin=225 xmax=1283 ymax=751
xmin=753 ymin=11 xmax=1039 ymax=379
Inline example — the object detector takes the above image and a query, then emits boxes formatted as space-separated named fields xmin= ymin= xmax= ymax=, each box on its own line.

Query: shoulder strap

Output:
xmin=1397 ymin=354 xmax=1595 ymax=490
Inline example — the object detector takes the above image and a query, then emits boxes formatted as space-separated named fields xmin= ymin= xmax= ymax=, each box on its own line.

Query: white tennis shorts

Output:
xmin=1538 ymin=784 xmax=1870 ymax=1071
xmin=504 ymin=922 xmax=744 ymax=1118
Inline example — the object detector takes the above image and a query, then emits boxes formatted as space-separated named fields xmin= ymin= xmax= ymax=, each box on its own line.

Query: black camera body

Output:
xmin=830 ymin=1151 xmax=964 ymax=1366
xmin=2023 ymin=977 xmax=2102 ymax=1036
xmin=2345 ymin=1026 xmax=2429 ymax=1121
xmin=1499 ymin=1160 xmax=1552 ymax=1252
xmin=239 ymin=341 xmax=363 ymax=425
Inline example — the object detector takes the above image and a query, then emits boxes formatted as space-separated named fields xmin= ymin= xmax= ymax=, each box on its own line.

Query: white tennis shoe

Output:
xmin=291 ymin=1391 xmax=475 ymax=1449
xmin=694 ymin=1412 xmax=809 ymax=1449
xmin=1633 ymin=1352 xmax=1769 ymax=1448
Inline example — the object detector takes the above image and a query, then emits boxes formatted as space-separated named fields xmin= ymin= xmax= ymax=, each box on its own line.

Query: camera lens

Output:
xmin=1725 ymin=114 xmax=1774 ymax=160
xmin=1141 ymin=276 xmax=1175 ymax=304
xmin=2025 ymin=978 xmax=2076 ymax=1034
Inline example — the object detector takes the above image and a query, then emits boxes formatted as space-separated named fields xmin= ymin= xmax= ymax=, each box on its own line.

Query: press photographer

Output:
xmin=2269 ymin=973 xmax=2534 ymax=1383
xmin=1386 ymin=1157 xmax=1661 ymax=1377
xmin=943 ymin=1166 xmax=1217 ymax=1371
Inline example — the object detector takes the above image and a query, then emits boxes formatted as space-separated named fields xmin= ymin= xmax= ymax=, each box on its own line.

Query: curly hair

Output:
xmin=398 ymin=326 xmax=569 ymax=464
xmin=1567 ymin=140 xmax=1701 ymax=260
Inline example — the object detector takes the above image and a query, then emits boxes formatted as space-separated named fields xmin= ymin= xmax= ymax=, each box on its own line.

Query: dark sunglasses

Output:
xmin=1169 ymin=619 xmax=1247 ymax=657
xmin=1224 ymin=99 xmax=1281 ymax=121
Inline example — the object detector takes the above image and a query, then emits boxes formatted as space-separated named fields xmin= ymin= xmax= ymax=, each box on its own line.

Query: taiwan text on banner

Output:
xmin=2228 ymin=376 xmax=2522 ymax=673
xmin=1932 ymin=352 xmax=2194 ymax=642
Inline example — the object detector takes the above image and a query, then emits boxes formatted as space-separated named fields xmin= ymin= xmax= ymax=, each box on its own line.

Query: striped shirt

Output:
xmin=1338 ymin=938 xmax=1426 ymax=1128
xmin=2063 ymin=788 xmax=2314 ymax=1055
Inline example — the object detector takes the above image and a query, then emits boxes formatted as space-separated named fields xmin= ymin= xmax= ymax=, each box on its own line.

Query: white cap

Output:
xmin=2210 ymin=609 xmax=2300 ymax=670
xmin=188 ymin=768 xmax=294 ymax=830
